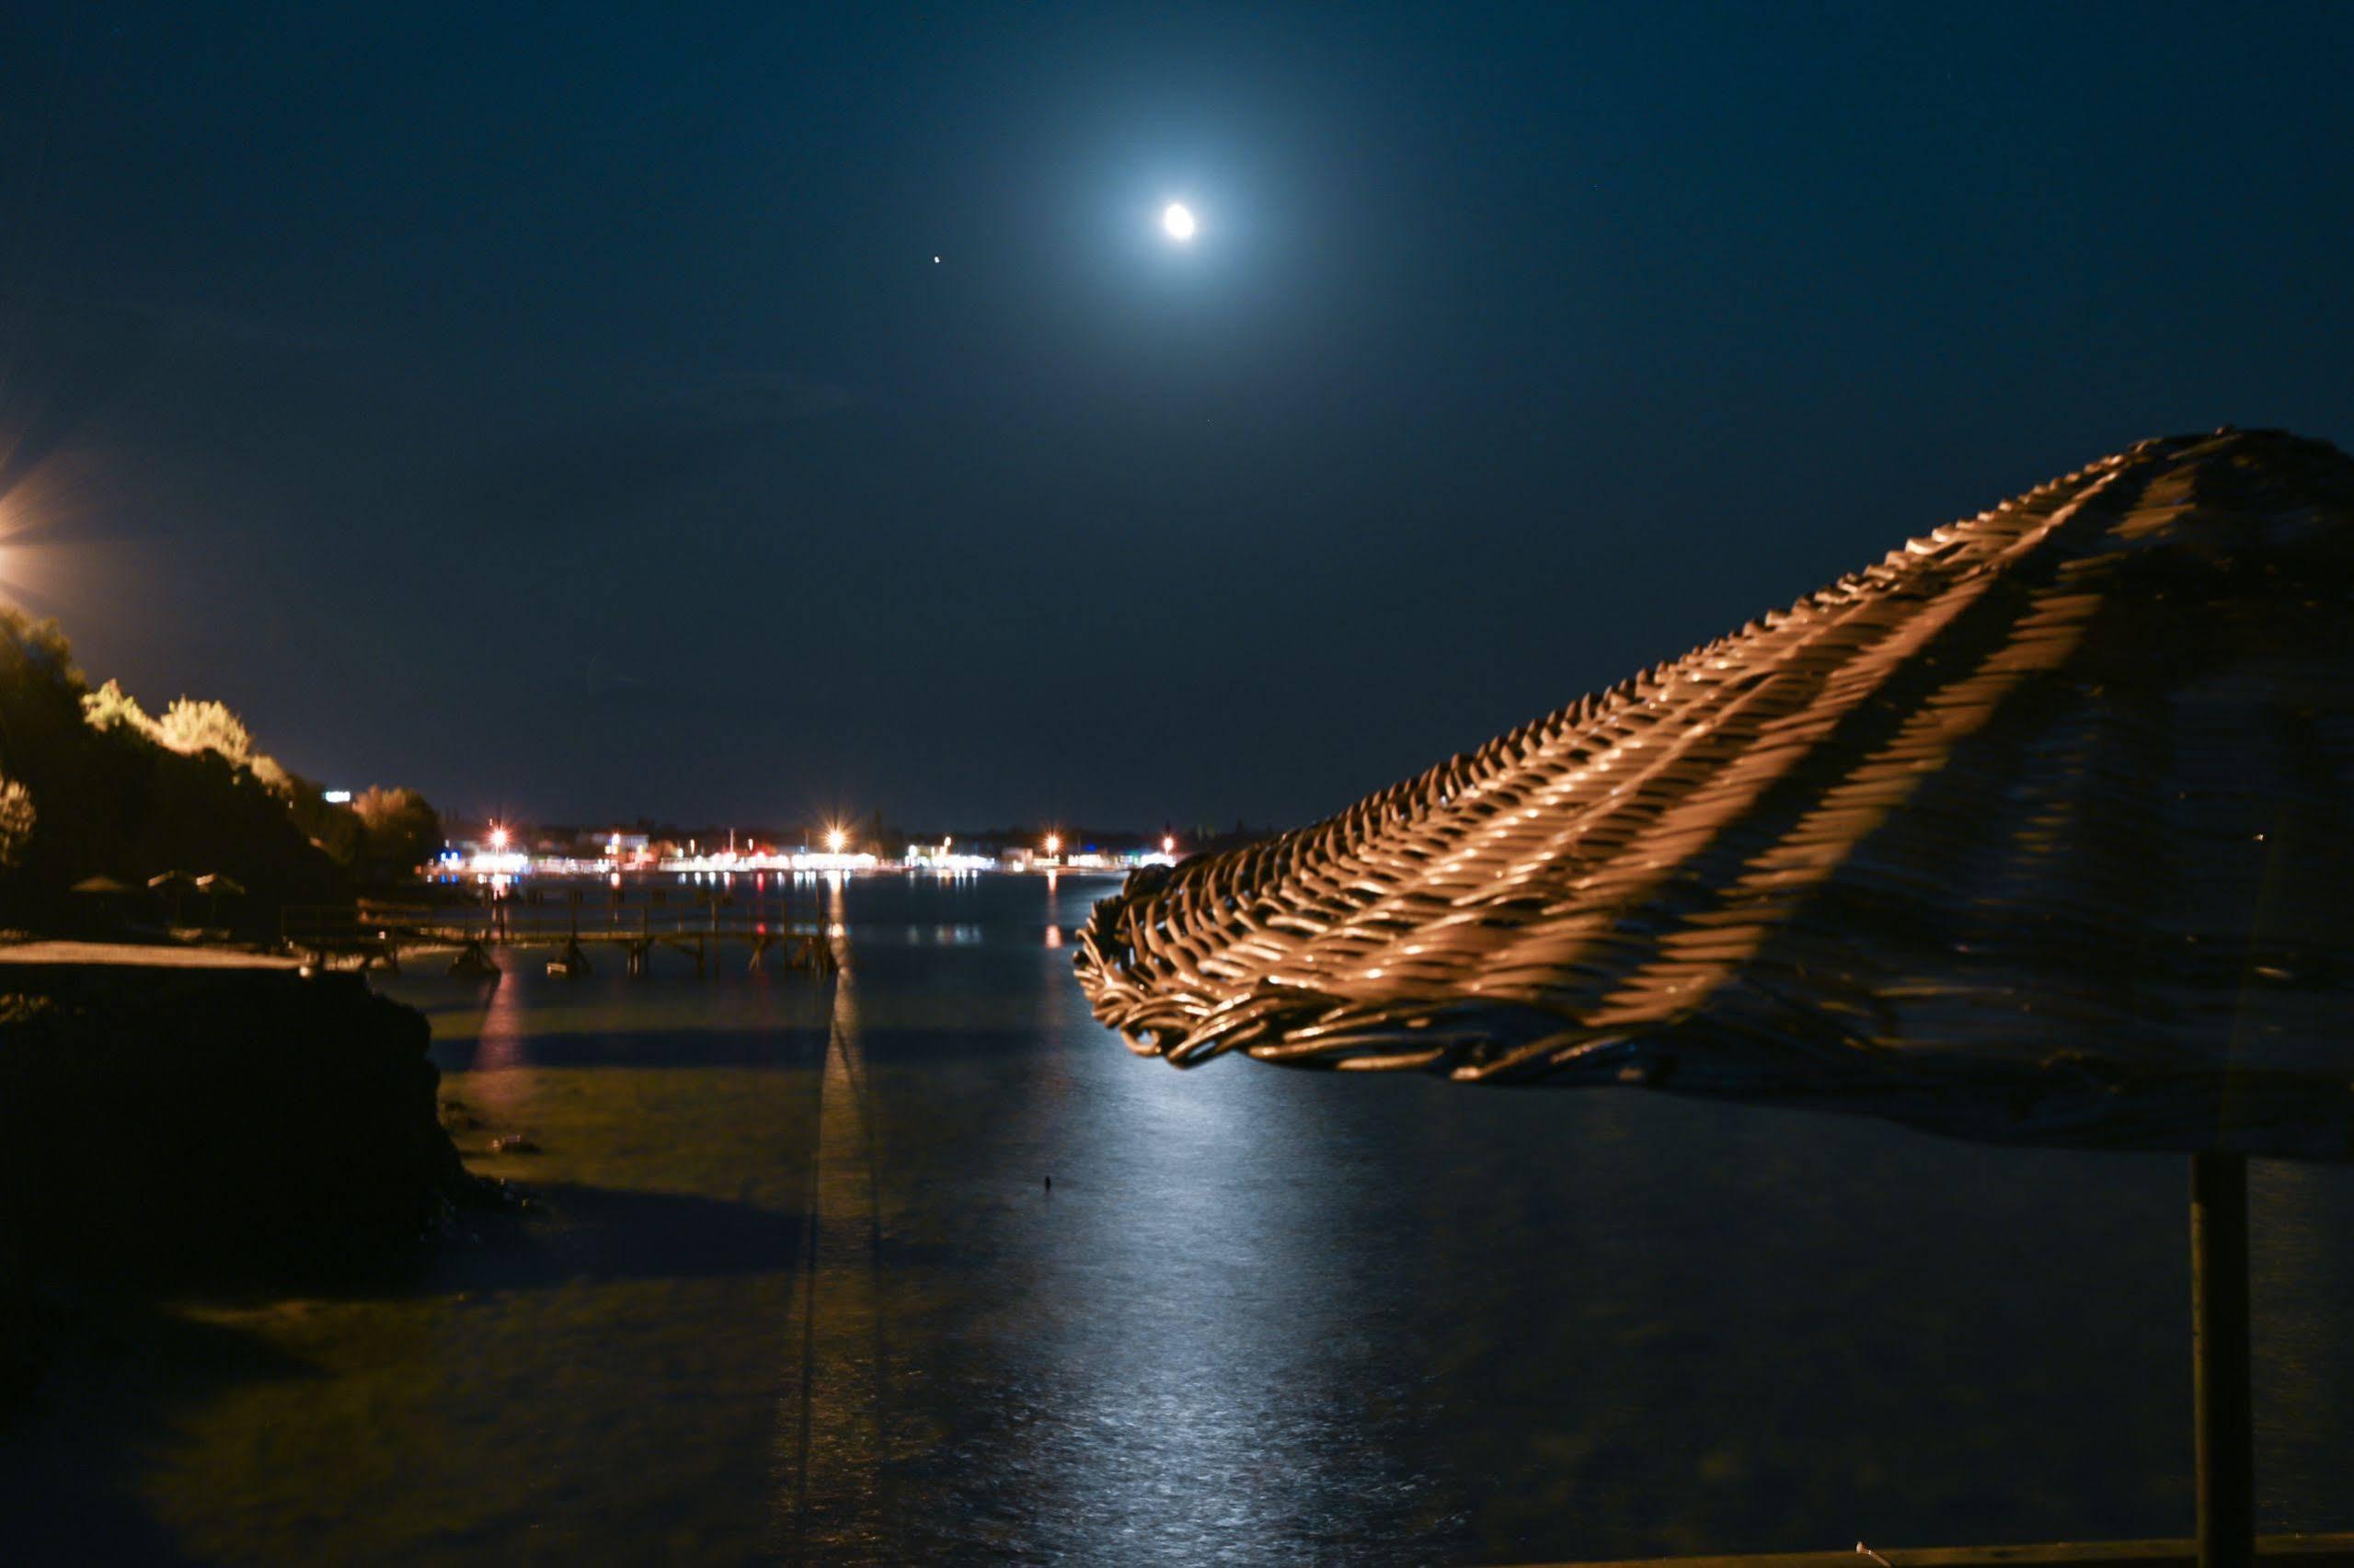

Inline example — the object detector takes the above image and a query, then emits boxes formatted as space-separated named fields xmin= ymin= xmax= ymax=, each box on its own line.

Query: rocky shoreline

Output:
xmin=0 ymin=960 xmax=495 ymax=1401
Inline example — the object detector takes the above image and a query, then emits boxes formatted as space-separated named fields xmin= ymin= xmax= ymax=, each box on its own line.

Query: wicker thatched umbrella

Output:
xmin=1077 ymin=429 xmax=2354 ymax=1568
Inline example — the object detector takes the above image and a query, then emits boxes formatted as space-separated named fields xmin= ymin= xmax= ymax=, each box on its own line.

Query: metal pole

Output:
xmin=2192 ymin=1150 xmax=2255 ymax=1568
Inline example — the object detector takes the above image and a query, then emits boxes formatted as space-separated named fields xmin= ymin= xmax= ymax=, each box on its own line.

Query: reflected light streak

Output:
xmin=773 ymin=877 xmax=888 ymax=1555
xmin=1002 ymin=961 xmax=1396 ymax=1558
xmin=459 ymin=956 xmax=532 ymax=1127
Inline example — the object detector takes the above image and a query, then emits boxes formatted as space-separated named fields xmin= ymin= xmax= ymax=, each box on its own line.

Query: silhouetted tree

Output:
xmin=0 ymin=608 xmax=457 ymax=929
xmin=0 ymin=610 xmax=368 ymax=930
xmin=285 ymin=776 xmax=362 ymax=864
xmin=352 ymin=786 xmax=440 ymax=875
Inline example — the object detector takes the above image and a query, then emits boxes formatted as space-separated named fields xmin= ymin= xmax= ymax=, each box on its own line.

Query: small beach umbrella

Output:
xmin=194 ymin=872 xmax=245 ymax=928
xmin=146 ymin=870 xmax=194 ymax=925
xmin=1076 ymin=429 xmax=2354 ymax=1568
xmin=68 ymin=875 xmax=133 ymax=933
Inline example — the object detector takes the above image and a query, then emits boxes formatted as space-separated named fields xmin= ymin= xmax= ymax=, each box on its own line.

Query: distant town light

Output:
xmin=489 ymin=826 xmax=510 ymax=852
xmin=1044 ymin=833 xmax=1062 ymax=856
xmin=323 ymin=789 xmax=353 ymax=805
xmin=1162 ymin=835 xmax=1175 ymax=854
xmin=826 ymin=828 xmax=847 ymax=854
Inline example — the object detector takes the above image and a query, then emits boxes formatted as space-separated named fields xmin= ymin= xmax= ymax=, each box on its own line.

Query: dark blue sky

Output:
xmin=2 ymin=2 xmax=2349 ymax=830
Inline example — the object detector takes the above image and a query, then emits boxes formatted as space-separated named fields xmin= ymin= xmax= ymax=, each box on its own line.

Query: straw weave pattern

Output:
xmin=1074 ymin=429 xmax=2354 ymax=1157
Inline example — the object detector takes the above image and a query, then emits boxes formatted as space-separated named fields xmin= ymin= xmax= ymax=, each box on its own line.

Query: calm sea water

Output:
xmin=7 ymin=872 xmax=2352 ymax=1564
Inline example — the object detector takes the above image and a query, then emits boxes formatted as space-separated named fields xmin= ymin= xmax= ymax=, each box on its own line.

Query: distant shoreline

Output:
xmin=427 ymin=856 xmax=1150 ymax=881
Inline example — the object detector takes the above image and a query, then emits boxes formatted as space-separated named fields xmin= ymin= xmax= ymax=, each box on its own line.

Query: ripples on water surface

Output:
xmin=6 ymin=873 xmax=2352 ymax=1564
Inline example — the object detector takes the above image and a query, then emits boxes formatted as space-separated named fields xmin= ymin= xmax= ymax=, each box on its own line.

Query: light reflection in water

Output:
xmin=774 ymin=880 xmax=891 ymax=1559
xmin=2252 ymin=1160 xmax=2353 ymax=1510
xmin=826 ymin=883 xmax=1440 ymax=1562
xmin=1004 ymin=990 xmax=1426 ymax=1562
xmin=898 ymin=924 xmax=982 ymax=946
xmin=466 ymin=964 xmax=530 ymax=1125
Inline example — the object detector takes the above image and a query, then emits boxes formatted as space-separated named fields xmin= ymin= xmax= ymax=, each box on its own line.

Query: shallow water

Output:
xmin=6 ymin=872 xmax=2352 ymax=1564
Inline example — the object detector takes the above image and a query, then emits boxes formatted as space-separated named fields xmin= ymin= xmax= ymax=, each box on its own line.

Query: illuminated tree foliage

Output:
xmin=0 ymin=608 xmax=437 ymax=929
xmin=81 ymin=678 xmax=159 ymax=740
xmin=0 ymin=776 xmax=32 ymax=869
xmin=155 ymin=697 xmax=256 ymax=765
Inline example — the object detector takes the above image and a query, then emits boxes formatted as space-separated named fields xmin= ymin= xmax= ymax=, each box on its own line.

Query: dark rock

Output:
xmin=0 ymin=965 xmax=497 ymax=1289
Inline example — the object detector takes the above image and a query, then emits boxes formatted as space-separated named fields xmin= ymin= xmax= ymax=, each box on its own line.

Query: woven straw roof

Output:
xmin=1075 ymin=429 xmax=2354 ymax=1158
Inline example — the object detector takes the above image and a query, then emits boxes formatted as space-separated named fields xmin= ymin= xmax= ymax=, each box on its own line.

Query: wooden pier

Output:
xmin=282 ymin=897 xmax=837 ymax=979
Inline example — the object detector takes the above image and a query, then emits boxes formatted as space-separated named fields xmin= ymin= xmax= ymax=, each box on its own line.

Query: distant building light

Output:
xmin=323 ymin=789 xmax=353 ymax=804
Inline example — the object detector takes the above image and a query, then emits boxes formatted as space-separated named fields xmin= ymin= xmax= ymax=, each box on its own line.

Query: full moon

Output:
xmin=1162 ymin=202 xmax=1197 ymax=242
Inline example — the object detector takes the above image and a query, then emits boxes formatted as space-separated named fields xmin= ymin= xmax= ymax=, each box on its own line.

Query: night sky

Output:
xmin=2 ymin=3 xmax=2349 ymax=831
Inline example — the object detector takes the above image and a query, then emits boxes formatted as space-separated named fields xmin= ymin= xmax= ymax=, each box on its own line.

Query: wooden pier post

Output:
xmin=2192 ymin=1151 xmax=2255 ymax=1568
